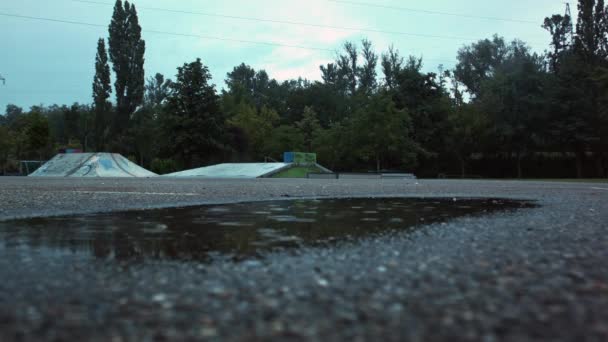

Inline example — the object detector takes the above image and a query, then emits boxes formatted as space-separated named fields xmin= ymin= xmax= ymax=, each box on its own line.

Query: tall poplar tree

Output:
xmin=108 ymin=0 xmax=145 ymax=141
xmin=92 ymin=38 xmax=112 ymax=151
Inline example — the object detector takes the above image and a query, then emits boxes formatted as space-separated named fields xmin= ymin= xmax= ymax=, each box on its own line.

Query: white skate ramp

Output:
xmin=164 ymin=163 xmax=291 ymax=178
xmin=29 ymin=153 xmax=157 ymax=177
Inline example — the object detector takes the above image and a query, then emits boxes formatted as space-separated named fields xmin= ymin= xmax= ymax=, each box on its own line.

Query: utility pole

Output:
xmin=565 ymin=2 xmax=574 ymax=36
xmin=0 ymin=74 xmax=5 ymax=85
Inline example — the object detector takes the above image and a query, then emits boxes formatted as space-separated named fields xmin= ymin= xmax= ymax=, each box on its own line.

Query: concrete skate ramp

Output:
xmin=29 ymin=153 xmax=157 ymax=178
xmin=164 ymin=163 xmax=291 ymax=178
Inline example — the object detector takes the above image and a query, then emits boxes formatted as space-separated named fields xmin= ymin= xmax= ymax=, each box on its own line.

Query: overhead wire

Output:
xmin=70 ymin=0 xmax=548 ymax=50
xmin=326 ymin=0 xmax=539 ymax=24
xmin=72 ymin=0 xmax=480 ymax=42
xmin=0 ymin=12 xmax=333 ymax=52
xmin=0 ymin=12 xmax=458 ymax=64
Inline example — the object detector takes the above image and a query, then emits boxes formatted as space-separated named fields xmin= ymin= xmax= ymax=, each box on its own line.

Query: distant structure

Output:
xmin=565 ymin=3 xmax=574 ymax=36
xmin=29 ymin=153 xmax=157 ymax=178
xmin=164 ymin=152 xmax=332 ymax=179
xmin=0 ymin=74 xmax=5 ymax=85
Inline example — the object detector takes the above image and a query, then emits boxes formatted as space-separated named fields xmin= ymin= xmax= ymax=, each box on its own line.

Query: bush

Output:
xmin=151 ymin=158 xmax=179 ymax=175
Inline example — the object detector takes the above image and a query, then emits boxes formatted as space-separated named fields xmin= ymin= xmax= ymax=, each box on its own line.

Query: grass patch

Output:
xmin=518 ymin=179 xmax=608 ymax=184
xmin=271 ymin=166 xmax=325 ymax=178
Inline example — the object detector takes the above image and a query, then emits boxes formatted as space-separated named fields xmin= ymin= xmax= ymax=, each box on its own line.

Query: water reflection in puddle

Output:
xmin=0 ymin=198 xmax=534 ymax=262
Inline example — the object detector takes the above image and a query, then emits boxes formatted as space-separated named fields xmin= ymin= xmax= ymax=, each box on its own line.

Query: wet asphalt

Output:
xmin=0 ymin=177 xmax=607 ymax=341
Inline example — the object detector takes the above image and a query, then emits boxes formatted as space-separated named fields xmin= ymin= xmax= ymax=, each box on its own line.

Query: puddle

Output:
xmin=0 ymin=198 xmax=535 ymax=262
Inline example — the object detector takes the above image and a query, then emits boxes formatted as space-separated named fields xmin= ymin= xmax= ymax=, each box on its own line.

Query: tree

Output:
xmin=225 ymin=63 xmax=256 ymax=96
xmin=312 ymin=122 xmax=346 ymax=170
xmin=228 ymin=103 xmax=279 ymax=159
xmin=543 ymin=0 xmax=608 ymax=177
xmin=264 ymin=125 xmax=304 ymax=160
xmin=296 ymin=107 xmax=321 ymax=152
xmin=575 ymin=0 xmax=601 ymax=58
xmin=64 ymin=104 xmax=81 ymax=144
xmin=352 ymin=93 xmax=419 ymax=172
xmin=24 ymin=111 xmax=50 ymax=160
xmin=381 ymin=45 xmax=404 ymax=90
xmin=320 ymin=63 xmax=339 ymax=86
xmin=130 ymin=108 xmax=157 ymax=166
xmin=392 ymin=56 xmax=451 ymax=166
xmin=446 ymin=104 xmax=489 ymax=177
xmin=92 ymin=38 xmax=112 ymax=151
xmin=477 ymin=41 xmax=547 ymax=178
xmin=573 ymin=0 xmax=608 ymax=176
xmin=78 ymin=105 xmax=95 ymax=152
xmin=224 ymin=64 xmax=273 ymax=109
xmin=144 ymin=73 xmax=172 ymax=107
xmin=336 ymin=42 xmax=358 ymax=96
xmin=358 ymin=39 xmax=378 ymax=95
xmin=3 ymin=104 xmax=23 ymax=129
xmin=108 ymin=0 xmax=145 ymax=140
xmin=454 ymin=35 xmax=508 ymax=97
xmin=163 ymin=59 xmax=224 ymax=167
xmin=542 ymin=14 xmax=573 ymax=72
xmin=0 ymin=125 xmax=14 ymax=174
xmin=595 ymin=66 xmax=608 ymax=176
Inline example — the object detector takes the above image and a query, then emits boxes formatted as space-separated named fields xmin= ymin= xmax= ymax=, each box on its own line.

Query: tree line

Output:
xmin=1 ymin=0 xmax=607 ymax=177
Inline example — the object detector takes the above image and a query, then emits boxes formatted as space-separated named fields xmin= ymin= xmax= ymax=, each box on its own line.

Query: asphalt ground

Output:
xmin=0 ymin=177 xmax=607 ymax=341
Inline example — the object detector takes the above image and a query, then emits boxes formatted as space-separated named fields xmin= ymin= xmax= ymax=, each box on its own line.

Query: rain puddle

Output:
xmin=0 ymin=198 xmax=535 ymax=262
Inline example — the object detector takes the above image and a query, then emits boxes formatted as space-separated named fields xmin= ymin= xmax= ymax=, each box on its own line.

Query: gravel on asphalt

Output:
xmin=0 ymin=178 xmax=607 ymax=341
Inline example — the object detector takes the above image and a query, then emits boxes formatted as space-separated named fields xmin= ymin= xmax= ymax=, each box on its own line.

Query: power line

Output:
xmin=72 ymin=0 xmax=479 ymax=42
xmin=327 ymin=0 xmax=539 ymax=24
xmin=0 ymin=12 xmax=332 ymax=52
xmin=0 ymin=12 xmax=458 ymax=64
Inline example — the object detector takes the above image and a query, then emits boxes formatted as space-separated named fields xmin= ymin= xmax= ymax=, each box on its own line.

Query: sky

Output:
xmin=0 ymin=0 xmax=569 ymax=113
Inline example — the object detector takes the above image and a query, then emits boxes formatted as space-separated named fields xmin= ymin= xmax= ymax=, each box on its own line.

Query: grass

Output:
xmin=517 ymin=178 xmax=608 ymax=184
xmin=424 ymin=178 xmax=608 ymax=184
xmin=271 ymin=166 xmax=325 ymax=178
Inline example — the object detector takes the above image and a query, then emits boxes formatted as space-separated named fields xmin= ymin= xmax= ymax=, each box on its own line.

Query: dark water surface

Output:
xmin=0 ymin=198 xmax=535 ymax=262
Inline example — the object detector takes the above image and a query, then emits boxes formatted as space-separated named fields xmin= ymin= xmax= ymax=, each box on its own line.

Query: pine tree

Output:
xmin=92 ymin=38 xmax=112 ymax=151
xmin=108 ymin=0 xmax=145 ymax=141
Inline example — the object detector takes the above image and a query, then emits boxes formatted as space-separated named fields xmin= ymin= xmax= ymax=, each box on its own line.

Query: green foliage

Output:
xmin=446 ymin=104 xmax=489 ymax=176
xmin=228 ymin=103 xmax=279 ymax=159
xmin=455 ymin=35 xmax=508 ymax=97
xmin=351 ymin=93 xmax=419 ymax=172
xmin=0 ymin=126 xmax=13 ymax=174
xmin=543 ymin=14 xmax=573 ymax=72
xmin=263 ymin=125 xmax=304 ymax=160
xmin=24 ymin=111 xmax=50 ymax=159
xmin=108 ymin=0 xmax=145 ymax=140
xmin=312 ymin=122 xmax=347 ymax=170
xmin=4 ymin=0 xmax=607 ymax=179
xmin=130 ymin=107 xmax=157 ymax=167
xmin=93 ymin=38 xmax=112 ymax=151
xmin=224 ymin=63 xmax=273 ymax=109
xmin=358 ymin=39 xmax=378 ymax=95
xmin=144 ymin=73 xmax=172 ymax=107
xmin=381 ymin=45 xmax=404 ymax=90
xmin=150 ymin=158 xmax=179 ymax=175
xmin=542 ymin=0 xmax=608 ymax=177
xmin=163 ymin=58 xmax=224 ymax=168
xmin=392 ymin=56 xmax=451 ymax=160
xmin=296 ymin=107 xmax=321 ymax=152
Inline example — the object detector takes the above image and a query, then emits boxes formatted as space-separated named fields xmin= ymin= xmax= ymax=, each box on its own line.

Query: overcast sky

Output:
xmin=0 ymin=0 xmax=568 ymax=113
